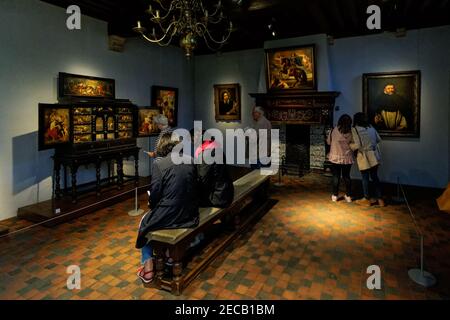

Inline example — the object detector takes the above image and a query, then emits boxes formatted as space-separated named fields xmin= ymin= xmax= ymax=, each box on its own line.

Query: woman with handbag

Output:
xmin=327 ymin=114 xmax=354 ymax=203
xmin=350 ymin=112 xmax=385 ymax=207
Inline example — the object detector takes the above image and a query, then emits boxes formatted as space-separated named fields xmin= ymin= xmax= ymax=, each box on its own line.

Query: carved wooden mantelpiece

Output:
xmin=249 ymin=91 xmax=340 ymax=126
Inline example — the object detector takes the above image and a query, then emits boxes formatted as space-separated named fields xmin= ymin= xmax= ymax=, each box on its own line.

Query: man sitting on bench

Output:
xmin=191 ymin=128 xmax=234 ymax=208
xmin=135 ymin=133 xmax=199 ymax=284
xmin=184 ymin=129 xmax=235 ymax=248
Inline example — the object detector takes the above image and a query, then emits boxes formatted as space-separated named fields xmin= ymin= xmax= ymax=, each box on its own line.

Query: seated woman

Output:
xmin=135 ymin=133 xmax=199 ymax=283
xmin=191 ymin=129 xmax=234 ymax=208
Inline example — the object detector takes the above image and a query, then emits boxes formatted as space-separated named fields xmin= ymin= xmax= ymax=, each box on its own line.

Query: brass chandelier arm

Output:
xmin=203 ymin=15 xmax=225 ymax=25
xmin=141 ymin=32 xmax=173 ymax=47
xmin=195 ymin=22 xmax=232 ymax=45
xmin=205 ymin=27 xmax=232 ymax=45
xmin=198 ymin=0 xmax=222 ymax=19
xmin=202 ymin=33 xmax=226 ymax=51
xmin=135 ymin=0 xmax=233 ymax=57
xmin=155 ymin=0 xmax=170 ymax=11
xmin=149 ymin=1 xmax=177 ymax=22
xmin=140 ymin=21 xmax=179 ymax=45
xmin=193 ymin=22 xmax=231 ymax=52
xmin=154 ymin=15 xmax=178 ymax=33
xmin=154 ymin=0 xmax=185 ymax=12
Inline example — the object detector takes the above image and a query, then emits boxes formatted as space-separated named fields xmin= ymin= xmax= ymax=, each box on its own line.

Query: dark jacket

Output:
xmin=135 ymin=155 xmax=199 ymax=249
xmin=195 ymin=141 xmax=234 ymax=208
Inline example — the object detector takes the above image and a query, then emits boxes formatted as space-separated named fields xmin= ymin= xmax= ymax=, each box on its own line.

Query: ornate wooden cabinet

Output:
xmin=38 ymin=99 xmax=140 ymax=202
xmin=38 ymin=100 xmax=136 ymax=150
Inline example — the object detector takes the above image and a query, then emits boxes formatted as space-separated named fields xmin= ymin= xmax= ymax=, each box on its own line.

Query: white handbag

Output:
xmin=354 ymin=128 xmax=379 ymax=171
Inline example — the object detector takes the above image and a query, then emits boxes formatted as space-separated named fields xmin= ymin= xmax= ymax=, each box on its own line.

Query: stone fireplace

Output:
xmin=250 ymin=91 xmax=340 ymax=175
xmin=274 ymin=123 xmax=326 ymax=175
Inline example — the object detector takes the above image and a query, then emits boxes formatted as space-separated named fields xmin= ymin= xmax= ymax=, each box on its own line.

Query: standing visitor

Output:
xmin=327 ymin=114 xmax=354 ymax=203
xmin=145 ymin=114 xmax=173 ymax=158
xmin=350 ymin=112 xmax=385 ymax=207
xmin=251 ymin=106 xmax=272 ymax=169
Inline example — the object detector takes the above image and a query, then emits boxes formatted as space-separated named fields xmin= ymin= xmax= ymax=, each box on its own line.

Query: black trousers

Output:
xmin=331 ymin=163 xmax=352 ymax=196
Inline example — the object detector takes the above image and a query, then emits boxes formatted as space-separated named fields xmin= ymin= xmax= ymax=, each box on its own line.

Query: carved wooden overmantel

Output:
xmin=249 ymin=91 xmax=340 ymax=126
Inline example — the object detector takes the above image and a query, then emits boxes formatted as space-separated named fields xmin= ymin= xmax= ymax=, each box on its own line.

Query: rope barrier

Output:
xmin=0 ymin=183 xmax=151 ymax=240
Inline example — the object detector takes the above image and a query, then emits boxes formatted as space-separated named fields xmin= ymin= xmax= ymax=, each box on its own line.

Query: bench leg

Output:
xmin=154 ymin=248 xmax=165 ymax=287
xmin=234 ymin=215 xmax=241 ymax=228
xmin=172 ymin=261 xmax=183 ymax=295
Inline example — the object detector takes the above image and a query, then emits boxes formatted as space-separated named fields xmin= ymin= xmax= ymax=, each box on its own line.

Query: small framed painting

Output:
xmin=137 ymin=107 xmax=161 ymax=137
xmin=214 ymin=83 xmax=241 ymax=122
xmin=363 ymin=70 xmax=421 ymax=138
xmin=151 ymin=86 xmax=178 ymax=127
xmin=38 ymin=104 xmax=71 ymax=150
xmin=265 ymin=44 xmax=317 ymax=92
xmin=58 ymin=72 xmax=115 ymax=100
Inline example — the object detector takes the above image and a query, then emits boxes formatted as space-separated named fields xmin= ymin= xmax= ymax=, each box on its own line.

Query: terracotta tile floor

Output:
xmin=1 ymin=174 xmax=449 ymax=300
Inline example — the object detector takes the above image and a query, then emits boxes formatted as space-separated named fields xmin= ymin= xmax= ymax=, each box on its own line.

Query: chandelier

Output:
xmin=133 ymin=0 xmax=233 ymax=58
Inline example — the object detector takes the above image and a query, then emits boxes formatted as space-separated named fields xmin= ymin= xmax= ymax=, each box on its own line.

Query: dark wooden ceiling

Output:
xmin=41 ymin=0 xmax=450 ymax=54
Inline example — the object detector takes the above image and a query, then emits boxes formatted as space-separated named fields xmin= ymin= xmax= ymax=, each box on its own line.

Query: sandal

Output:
xmin=165 ymin=249 xmax=174 ymax=267
xmin=137 ymin=266 xmax=154 ymax=284
xmin=165 ymin=257 xmax=174 ymax=267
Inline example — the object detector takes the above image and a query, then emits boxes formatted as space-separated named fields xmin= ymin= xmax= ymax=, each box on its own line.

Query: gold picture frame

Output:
xmin=214 ymin=83 xmax=241 ymax=122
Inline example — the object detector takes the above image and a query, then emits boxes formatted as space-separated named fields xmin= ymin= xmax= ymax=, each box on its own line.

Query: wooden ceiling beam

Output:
xmin=324 ymin=0 xmax=347 ymax=35
xmin=439 ymin=0 xmax=449 ymax=8
xmin=304 ymin=0 xmax=331 ymax=35
xmin=39 ymin=0 xmax=450 ymax=53
xmin=403 ymin=0 xmax=414 ymax=15
xmin=41 ymin=0 xmax=115 ymax=21
xmin=344 ymin=0 xmax=360 ymax=31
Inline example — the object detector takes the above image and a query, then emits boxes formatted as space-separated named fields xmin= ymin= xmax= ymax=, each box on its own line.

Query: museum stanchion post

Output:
xmin=399 ymin=183 xmax=437 ymax=287
xmin=128 ymin=187 xmax=145 ymax=217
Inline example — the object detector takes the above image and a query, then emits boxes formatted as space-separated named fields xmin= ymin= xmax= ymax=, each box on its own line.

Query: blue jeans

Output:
xmin=361 ymin=165 xmax=382 ymax=200
xmin=141 ymin=243 xmax=153 ymax=265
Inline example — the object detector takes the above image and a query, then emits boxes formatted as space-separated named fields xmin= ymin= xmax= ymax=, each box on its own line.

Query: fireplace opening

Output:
xmin=284 ymin=124 xmax=310 ymax=176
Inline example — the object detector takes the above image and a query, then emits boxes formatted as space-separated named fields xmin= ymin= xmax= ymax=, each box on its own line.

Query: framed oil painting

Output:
xmin=58 ymin=72 xmax=115 ymax=100
xmin=266 ymin=44 xmax=317 ymax=92
xmin=38 ymin=104 xmax=71 ymax=150
xmin=214 ymin=83 xmax=241 ymax=121
xmin=363 ymin=71 xmax=421 ymax=138
xmin=137 ymin=107 xmax=160 ymax=137
xmin=151 ymin=86 xmax=178 ymax=127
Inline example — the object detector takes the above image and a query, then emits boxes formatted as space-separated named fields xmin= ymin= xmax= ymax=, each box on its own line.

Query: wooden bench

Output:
xmin=146 ymin=169 xmax=271 ymax=295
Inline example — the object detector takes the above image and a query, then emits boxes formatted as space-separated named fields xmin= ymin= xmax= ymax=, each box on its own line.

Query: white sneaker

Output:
xmin=331 ymin=195 xmax=338 ymax=202
xmin=344 ymin=195 xmax=352 ymax=203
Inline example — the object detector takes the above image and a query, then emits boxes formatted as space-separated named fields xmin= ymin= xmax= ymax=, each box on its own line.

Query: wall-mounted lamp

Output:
xmin=268 ymin=18 xmax=277 ymax=38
